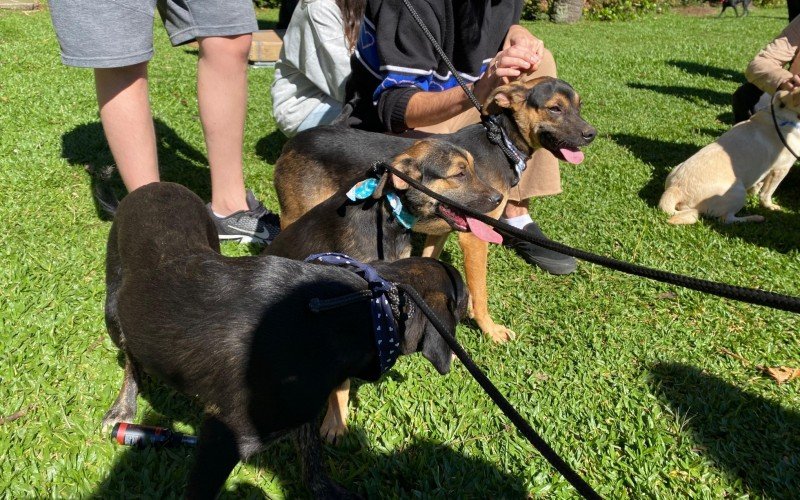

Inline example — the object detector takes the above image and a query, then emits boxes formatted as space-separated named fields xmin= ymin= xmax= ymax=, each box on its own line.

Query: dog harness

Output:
xmin=346 ymin=177 xmax=418 ymax=229
xmin=306 ymin=252 xmax=402 ymax=375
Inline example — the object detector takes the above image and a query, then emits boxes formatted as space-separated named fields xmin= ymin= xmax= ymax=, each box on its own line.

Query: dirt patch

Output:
xmin=673 ymin=4 xmax=731 ymax=17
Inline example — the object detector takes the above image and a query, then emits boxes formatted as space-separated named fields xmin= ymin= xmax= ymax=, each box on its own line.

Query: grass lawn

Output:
xmin=2 ymin=3 xmax=799 ymax=498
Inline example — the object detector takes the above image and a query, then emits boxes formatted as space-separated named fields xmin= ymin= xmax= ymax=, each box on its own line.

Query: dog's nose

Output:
xmin=488 ymin=191 xmax=503 ymax=206
xmin=582 ymin=127 xmax=597 ymax=143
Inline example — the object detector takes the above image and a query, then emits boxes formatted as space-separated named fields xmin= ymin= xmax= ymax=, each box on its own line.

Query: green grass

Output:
xmin=1 ymin=4 xmax=799 ymax=498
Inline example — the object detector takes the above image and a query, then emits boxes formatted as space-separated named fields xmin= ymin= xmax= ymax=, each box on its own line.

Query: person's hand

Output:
xmin=779 ymin=74 xmax=800 ymax=91
xmin=505 ymin=24 xmax=545 ymax=63
xmin=473 ymin=45 xmax=536 ymax=105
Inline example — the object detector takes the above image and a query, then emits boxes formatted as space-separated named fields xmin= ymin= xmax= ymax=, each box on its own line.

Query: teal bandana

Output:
xmin=346 ymin=178 xmax=418 ymax=229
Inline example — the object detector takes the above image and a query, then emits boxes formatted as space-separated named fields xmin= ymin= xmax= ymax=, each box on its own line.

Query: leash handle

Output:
xmin=396 ymin=283 xmax=603 ymax=499
xmin=377 ymin=161 xmax=800 ymax=314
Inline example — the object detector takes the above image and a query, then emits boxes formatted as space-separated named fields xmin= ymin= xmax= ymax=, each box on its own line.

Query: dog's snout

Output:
xmin=582 ymin=127 xmax=597 ymax=143
xmin=488 ymin=191 xmax=503 ymax=207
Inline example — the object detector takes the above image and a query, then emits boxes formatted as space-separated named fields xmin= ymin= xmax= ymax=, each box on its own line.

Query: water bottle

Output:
xmin=111 ymin=422 xmax=198 ymax=448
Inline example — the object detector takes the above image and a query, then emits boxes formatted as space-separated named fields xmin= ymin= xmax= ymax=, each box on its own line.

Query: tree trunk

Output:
xmin=550 ymin=0 xmax=583 ymax=24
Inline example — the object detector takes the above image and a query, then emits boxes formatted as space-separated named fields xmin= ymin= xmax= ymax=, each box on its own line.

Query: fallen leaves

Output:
xmin=718 ymin=347 xmax=800 ymax=385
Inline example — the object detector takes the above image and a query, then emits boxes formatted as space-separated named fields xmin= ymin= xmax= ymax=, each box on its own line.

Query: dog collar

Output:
xmin=481 ymin=115 xmax=528 ymax=186
xmin=346 ymin=178 xmax=418 ymax=229
xmin=306 ymin=252 xmax=402 ymax=376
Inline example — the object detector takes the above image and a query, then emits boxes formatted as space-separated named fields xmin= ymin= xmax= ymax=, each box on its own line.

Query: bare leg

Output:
xmin=197 ymin=35 xmax=252 ymax=216
xmin=95 ymin=63 xmax=159 ymax=191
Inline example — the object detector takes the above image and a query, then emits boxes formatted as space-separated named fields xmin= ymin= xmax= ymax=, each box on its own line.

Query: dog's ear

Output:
xmin=375 ymin=142 xmax=431 ymax=197
xmin=790 ymin=87 xmax=800 ymax=108
xmin=400 ymin=291 xmax=460 ymax=375
xmin=484 ymin=82 xmax=529 ymax=115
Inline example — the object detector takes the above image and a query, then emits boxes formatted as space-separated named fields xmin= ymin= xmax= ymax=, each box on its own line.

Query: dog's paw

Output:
xmin=485 ymin=324 xmax=516 ymax=343
xmin=763 ymin=202 xmax=782 ymax=211
xmin=320 ymin=418 xmax=347 ymax=444
xmin=101 ymin=405 xmax=135 ymax=433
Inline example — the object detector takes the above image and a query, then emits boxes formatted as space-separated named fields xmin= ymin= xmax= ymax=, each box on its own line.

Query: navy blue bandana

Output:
xmin=306 ymin=252 xmax=402 ymax=375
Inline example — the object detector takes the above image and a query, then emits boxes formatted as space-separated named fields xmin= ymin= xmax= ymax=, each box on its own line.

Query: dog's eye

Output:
xmin=548 ymin=105 xmax=562 ymax=114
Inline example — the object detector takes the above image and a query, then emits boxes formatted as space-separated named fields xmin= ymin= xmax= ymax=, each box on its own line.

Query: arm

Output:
xmin=306 ymin=1 xmax=352 ymax=102
xmin=746 ymin=18 xmax=800 ymax=93
xmin=403 ymin=42 xmax=540 ymax=129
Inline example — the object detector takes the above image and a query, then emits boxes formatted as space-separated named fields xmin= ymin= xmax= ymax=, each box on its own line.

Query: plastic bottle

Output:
xmin=111 ymin=422 xmax=198 ymax=448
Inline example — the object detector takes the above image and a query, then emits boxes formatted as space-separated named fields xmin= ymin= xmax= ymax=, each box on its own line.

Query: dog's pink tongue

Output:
xmin=560 ymin=148 xmax=584 ymax=164
xmin=467 ymin=217 xmax=503 ymax=244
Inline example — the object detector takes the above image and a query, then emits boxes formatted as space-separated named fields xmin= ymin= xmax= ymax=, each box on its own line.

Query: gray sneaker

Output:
xmin=207 ymin=190 xmax=281 ymax=244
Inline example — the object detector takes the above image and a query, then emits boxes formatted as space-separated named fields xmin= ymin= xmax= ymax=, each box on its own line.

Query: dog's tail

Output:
xmin=658 ymin=186 xmax=682 ymax=215
xmin=659 ymin=187 xmax=700 ymax=224
xmin=86 ymin=164 xmax=120 ymax=219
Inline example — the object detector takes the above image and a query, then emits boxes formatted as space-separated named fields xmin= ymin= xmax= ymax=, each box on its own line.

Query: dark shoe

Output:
xmin=207 ymin=190 xmax=281 ymax=244
xmin=502 ymin=221 xmax=577 ymax=275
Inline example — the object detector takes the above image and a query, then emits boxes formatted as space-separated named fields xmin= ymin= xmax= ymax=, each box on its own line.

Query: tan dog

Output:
xmin=274 ymin=77 xmax=595 ymax=342
xmin=660 ymin=88 xmax=800 ymax=224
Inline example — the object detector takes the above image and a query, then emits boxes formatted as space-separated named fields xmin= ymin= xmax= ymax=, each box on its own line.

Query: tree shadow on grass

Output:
xmin=92 ymin=400 xmax=526 ymax=498
xmin=649 ymin=363 xmax=800 ymax=498
xmin=609 ymin=133 xmax=703 ymax=207
xmin=627 ymin=82 xmax=732 ymax=108
xmin=665 ymin=60 xmax=742 ymax=84
xmin=61 ymin=119 xmax=211 ymax=220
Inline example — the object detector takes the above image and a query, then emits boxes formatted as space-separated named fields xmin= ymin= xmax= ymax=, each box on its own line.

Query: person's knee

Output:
xmin=537 ymin=48 xmax=557 ymax=78
xmin=197 ymin=34 xmax=252 ymax=64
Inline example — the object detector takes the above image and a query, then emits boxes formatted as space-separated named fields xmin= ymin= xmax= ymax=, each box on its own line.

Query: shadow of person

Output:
xmin=666 ymin=60 xmax=741 ymax=83
xmin=650 ymin=362 xmax=800 ymax=498
xmin=627 ymin=82 xmax=732 ymax=108
xmin=61 ymin=119 xmax=211 ymax=219
xmin=255 ymin=129 xmax=289 ymax=166
xmin=92 ymin=418 xmax=527 ymax=498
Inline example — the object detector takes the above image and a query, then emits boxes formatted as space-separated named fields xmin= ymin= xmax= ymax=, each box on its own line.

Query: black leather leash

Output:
xmin=396 ymin=282 xmax=603 ymax=500
xmin=376 ymin=160 xmax=800 ymax=314
xmin=770 ymin=97 xmax=800 ymax=159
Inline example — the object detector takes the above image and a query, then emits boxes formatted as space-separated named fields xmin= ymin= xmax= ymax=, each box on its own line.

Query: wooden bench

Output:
xmin=249 ymin=29 xmax=285 ymax=65
xmin=186 ymin=30 xmax=284 ymax=66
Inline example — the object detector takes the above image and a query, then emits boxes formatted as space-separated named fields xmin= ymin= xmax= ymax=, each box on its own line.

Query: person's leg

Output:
xmin=196 ymin=34 xmax=252 ymax=216
xmin=163 ymin=0 xmax=277 ymax=243
xmin=731 ymin=82 xmax=763 ymax=125
xmin=50 ymin=0 xmax=159 ymax=192
xmin=95 ymin=63 xmax=160 ymax=191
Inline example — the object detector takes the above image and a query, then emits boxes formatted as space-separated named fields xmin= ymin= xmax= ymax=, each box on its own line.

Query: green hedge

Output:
xmin=523 ymin=0 xmax=786 ymax=21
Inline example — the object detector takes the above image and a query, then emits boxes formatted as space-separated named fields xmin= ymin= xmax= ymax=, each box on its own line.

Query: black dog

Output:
xmin=266 ymin=138 xmax=501 ymax=442
xmin=718 ymin=0 xmax=751 ymax=17
xmin=101 ymin=182 xmax=469 ymax=497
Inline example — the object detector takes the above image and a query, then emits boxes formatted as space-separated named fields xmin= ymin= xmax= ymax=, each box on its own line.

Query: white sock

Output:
xmin=500 ymin=213 xmax=533 ymax=229
xmin=212 ymin=210 xmax=227 ymax=219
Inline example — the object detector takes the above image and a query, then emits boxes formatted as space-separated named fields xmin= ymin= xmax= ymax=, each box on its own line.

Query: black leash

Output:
xmin=770 ymin=97 xmax=800 ymax=159
xmin=376 ymin=161 xmax=800 ymax=314
xmin=396 ymin=283 xmax=602 ymax=500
